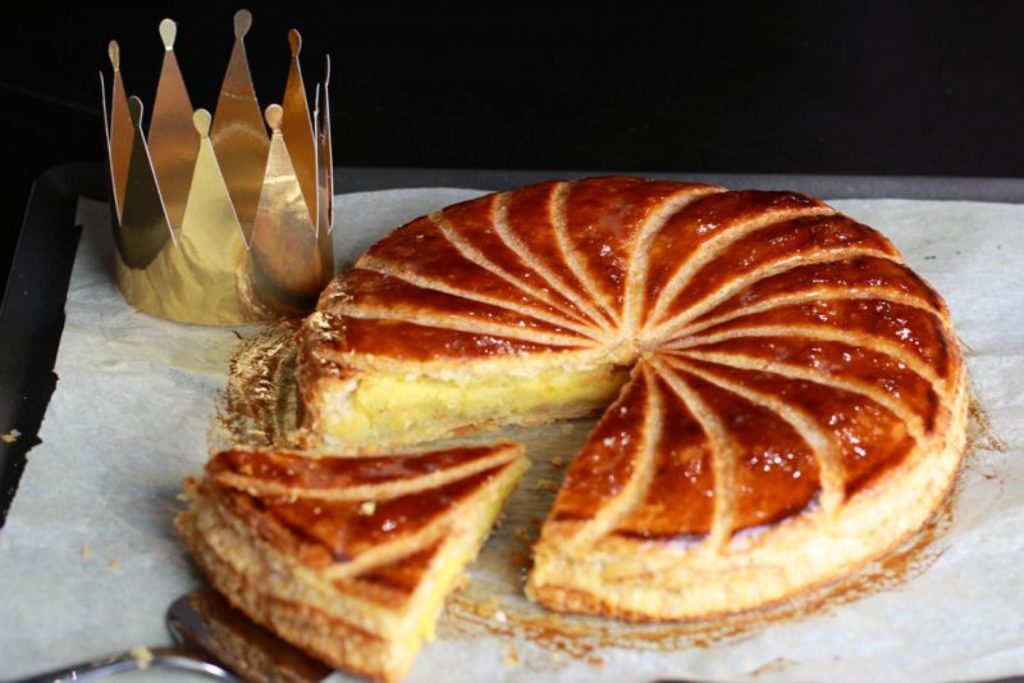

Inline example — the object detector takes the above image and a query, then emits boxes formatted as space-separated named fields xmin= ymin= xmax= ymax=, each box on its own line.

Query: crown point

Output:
xmin=159 ymin=18 xmax=177 ymax=50
xmin=288 ymin=29 xmax=302 ymax=56
xmin=193 ymin=109 xmax=213 ymax=137
xmin=108 ymin=40 xmax=121 ymax=70
xmin=264 ymin=103 xmax=284 ymax=131
xmin=128 ymin=96 xmax=145 ymax=127
xmin=233 ymin=9 xmax=252 ymax=39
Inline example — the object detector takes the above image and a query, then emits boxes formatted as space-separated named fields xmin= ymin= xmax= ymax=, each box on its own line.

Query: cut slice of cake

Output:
xmin=177 ymin=443 xmax=527 ymax=682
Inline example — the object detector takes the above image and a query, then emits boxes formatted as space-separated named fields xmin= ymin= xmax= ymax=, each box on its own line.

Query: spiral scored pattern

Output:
xmin=299 ymin=176 xmax=966 ymax=619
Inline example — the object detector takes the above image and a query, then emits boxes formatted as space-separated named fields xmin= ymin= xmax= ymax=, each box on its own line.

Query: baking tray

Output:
xmin=3 ymin=163 xmax=1024 ymax=527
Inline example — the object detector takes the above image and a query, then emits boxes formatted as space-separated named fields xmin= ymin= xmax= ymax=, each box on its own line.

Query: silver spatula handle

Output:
xmin=4 ymin=645 xmax=239 ymax=683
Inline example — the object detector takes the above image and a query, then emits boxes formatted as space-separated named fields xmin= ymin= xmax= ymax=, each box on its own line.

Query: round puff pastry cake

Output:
xmin=297 ymin=176 xmax=967 ymax=621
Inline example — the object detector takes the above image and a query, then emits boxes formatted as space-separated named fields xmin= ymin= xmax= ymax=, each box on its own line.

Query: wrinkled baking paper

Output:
xmin=1 ymin=189 xmax=1022 ymax=683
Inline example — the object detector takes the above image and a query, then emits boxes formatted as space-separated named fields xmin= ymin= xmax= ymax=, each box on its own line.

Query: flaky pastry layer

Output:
xmin=178 ymin=446 xmax=527 ymax=682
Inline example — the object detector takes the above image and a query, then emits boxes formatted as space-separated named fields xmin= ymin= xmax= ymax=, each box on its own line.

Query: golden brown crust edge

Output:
xmin=527 ymin=364 xmax=968 ymax=621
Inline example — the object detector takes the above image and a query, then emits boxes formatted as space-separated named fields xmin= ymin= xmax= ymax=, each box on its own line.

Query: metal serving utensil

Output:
xmin=3 ymin=591 xmax=237 ymax=682
xmin=166 ymin=588 xmax=333 ymax=683
xmin=4 ymin=588 xmax=331 ymax=683
xmin=4 ymin=647 xmax=234 ymax=683
xmin=8 ymin=587 xmax=1024 ymax=683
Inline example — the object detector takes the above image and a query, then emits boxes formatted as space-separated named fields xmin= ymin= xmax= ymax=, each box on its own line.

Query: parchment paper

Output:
xmin=1 ymin=189 xmax=1022 ymax=683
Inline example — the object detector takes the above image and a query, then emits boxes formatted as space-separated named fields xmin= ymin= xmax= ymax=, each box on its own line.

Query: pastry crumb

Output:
xmin=130 ymin=645 xmax=153 ymax=670
xmin=80 ymin=544 xmax=91 ymax=560
xmin=109 ymin=559 xmax=121 ymax=570
xmin=494 ymin=609 xmax=507 ymax=623
xmin=550 ymin=455 xmax=565 ymax=467
xmin=504 ymin=643 xmax=519 ymax=666
xmin=514 ymin=526 xmax=531 ymax=541
xmin=1 ymin=429 xmax=20 ymax=444
xmin=474 ymin=596 xmax=501 ymax=618
xmin=559 ymin=423 xmax=574 ymax=435
xmin=535 ymin=478 xmax=558 ymax=492
xmin=747 ymin=656 xmax=797 ymax=677
xmin=358 ymin=501 xmax=377 ymax=516
xmin=511 ymin=551 xmax=531 ymax=569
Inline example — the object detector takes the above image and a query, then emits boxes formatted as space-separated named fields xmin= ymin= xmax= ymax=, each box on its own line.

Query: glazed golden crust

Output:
xmin=297 ymin=176 xmax=966 ymax=621
xmin=530 ymin=374 xmax=966 ymax=621
xmin=178 ymin=444 xmax=528 ymax=682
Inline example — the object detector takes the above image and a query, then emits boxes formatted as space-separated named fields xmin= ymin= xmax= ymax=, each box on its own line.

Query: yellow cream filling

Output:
xmin=323 ymin=364 xmax=629 ymax=447
xmin=410 ymin=457 xmax=528 ymax=644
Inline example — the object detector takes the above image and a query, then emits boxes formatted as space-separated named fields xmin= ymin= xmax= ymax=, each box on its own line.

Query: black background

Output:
xmin=3 ymin=1 xmax=1024 ymax=298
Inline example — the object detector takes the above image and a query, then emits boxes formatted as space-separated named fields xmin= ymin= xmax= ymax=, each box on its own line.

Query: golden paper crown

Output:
xmin=100 ymin=10 xmax=334 ymax=325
